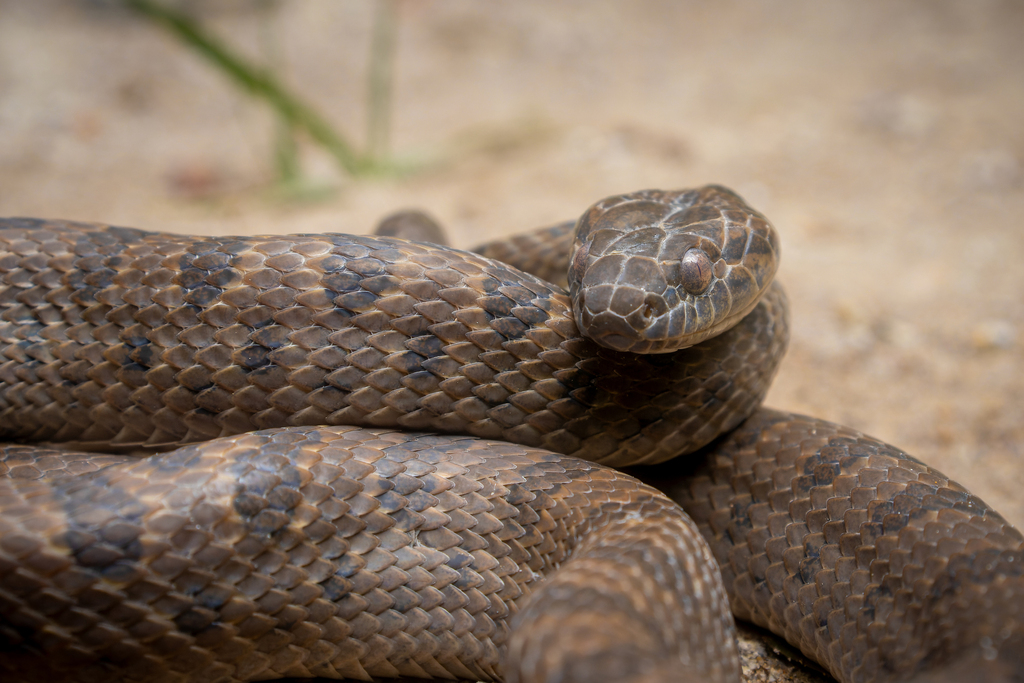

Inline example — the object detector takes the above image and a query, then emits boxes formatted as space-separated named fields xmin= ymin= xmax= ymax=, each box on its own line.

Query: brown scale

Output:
xmin=565 ymin=186 xmax=779 ymax=354
xmin=0 ymin=427 xmax=737 ymax=683
xmin=474 ymin=221 xmax=576 ymax=290
xmin=477 ymin=188 xmax=780 ymax=356
xmin=638 ymin=409 xmax=1024 ymax=683
xmin=0 ymin=217 xmax=787 ymax=468
xmin=3 ymin=193 xmax=1023 ymax=683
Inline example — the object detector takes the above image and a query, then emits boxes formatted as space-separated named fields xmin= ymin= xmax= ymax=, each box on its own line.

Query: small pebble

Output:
xmin=971 ymin=320 xmax=1017 ymax=351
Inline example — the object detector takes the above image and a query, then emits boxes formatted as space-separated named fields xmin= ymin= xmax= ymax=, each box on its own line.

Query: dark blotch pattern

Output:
xmin=0 ymin=219 xmax=787 ymax=466
xmin=637 ymin=409 xmax=1024 ymax=683
xmin=0 ymin=427 xmax=737 ymax=683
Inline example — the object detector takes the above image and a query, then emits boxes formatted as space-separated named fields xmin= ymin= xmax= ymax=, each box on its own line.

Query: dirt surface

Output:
xmin=1 ymin=1 xmax=1022 ymax=680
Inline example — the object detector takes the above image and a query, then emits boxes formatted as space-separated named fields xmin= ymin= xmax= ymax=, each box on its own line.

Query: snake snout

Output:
xmin=575 ymin=283 xmax=671 ymax=353
xmin=571 ymin=249 xmax=680 ymax=353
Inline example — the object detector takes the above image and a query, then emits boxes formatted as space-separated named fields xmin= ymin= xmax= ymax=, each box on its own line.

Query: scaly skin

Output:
xmin=3 ymin=183 xmax=1021 ymax=682
xmin=0 ymin=218 xmax=786 ymax=467
xmin=0 ymin=205 xmax=783 ymax=682
xmin=0 ymin=428 xmax=737 ymax=683
xmin=635 ymin=409 xmax=1024 ymax=683
xmin=477 ymin=186 xmax=781 ymax=355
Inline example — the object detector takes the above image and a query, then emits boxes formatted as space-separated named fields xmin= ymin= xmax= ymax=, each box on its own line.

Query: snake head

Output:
xmin=568 ymin=185 xmax=780 ymax=353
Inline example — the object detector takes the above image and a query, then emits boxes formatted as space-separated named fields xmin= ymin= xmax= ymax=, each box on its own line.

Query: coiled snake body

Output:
xmin=0 ymin=187 xmax=1021 ymax=683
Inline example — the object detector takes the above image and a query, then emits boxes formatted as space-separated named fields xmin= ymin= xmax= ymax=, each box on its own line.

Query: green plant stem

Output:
xmin=366 ymin=0 xmax=398 ymax=163
xmin=124 ymin=0 xmax=364 ymax=176
xmin=256 ymin=1 xmax=301 ymax=184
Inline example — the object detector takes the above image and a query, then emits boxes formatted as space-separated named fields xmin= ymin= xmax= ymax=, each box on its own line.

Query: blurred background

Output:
xmin=1 ymin=0 xmax=1022 ymax=524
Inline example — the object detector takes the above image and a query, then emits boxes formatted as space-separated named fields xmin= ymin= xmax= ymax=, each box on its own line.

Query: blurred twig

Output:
xmin=256 ymin=0 xmax=301 ymax=185
xmin=367 ymin=0 xmax=398 ymax=163
xmin=124 ymin=0 xmax=365 ymax=176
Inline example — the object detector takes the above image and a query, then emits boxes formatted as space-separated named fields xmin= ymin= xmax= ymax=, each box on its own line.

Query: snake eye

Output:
xmin=680 ymin=249 xmax=713 ymax=295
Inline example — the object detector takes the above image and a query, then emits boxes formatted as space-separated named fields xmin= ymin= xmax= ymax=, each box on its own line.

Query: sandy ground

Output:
xmin=1 ymin=1 xmax=1022 ymax=679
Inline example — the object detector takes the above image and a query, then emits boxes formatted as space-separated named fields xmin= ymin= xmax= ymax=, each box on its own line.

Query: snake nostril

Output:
xmin=639 ymin=293 xmax=666 ymax=328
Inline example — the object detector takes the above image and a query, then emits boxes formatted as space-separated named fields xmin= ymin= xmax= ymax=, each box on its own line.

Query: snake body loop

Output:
xmin=0 ymin=429 xmax=737 ymax=683
xmin=0 ymin=187 xmax=1021 ymax=683
xmin=0 ymin=212 xmax=786 ymax=468
xmin=0 ymin=190 xmax=783 ymax=683
xmin=634 ymin=410 xmax=1024 ymax=683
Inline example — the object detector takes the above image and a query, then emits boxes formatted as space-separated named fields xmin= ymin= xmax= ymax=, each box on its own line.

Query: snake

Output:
xmin=0 ymin=186 xmax=1020 ymax=683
